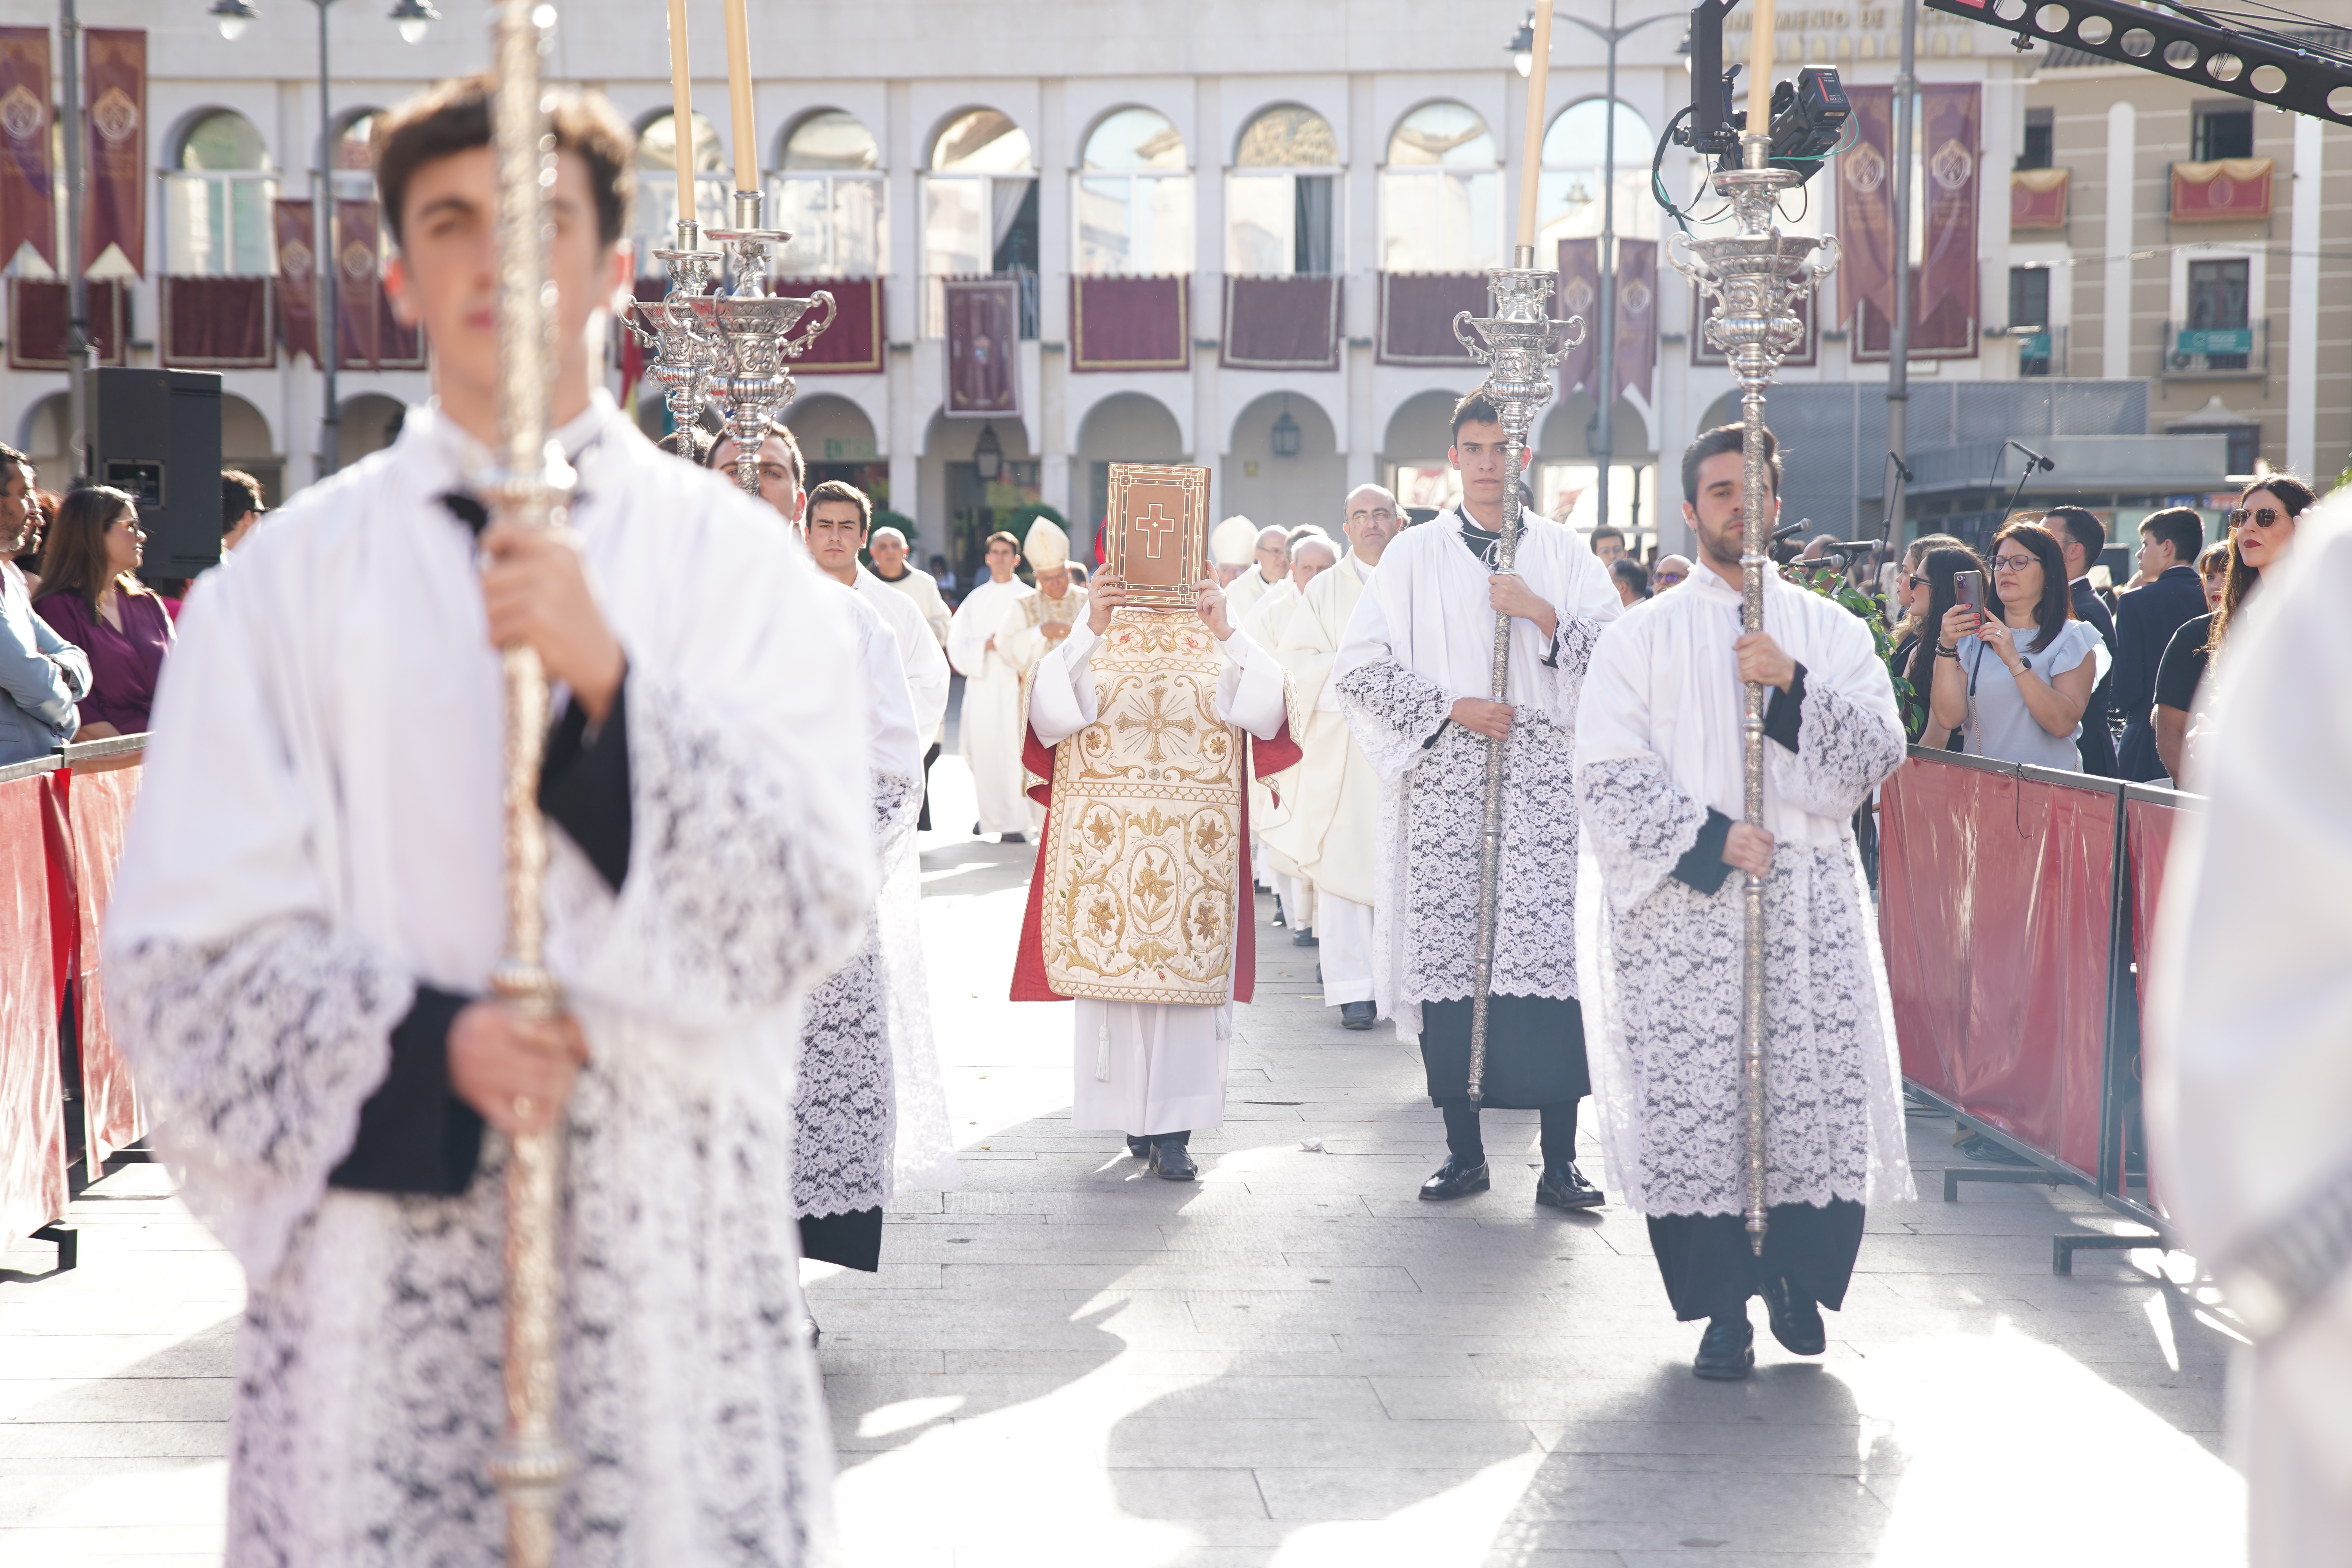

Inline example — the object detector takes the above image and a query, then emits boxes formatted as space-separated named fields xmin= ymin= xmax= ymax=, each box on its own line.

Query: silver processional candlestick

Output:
xmin=1668 ymin=134 xmax=1837 ymax=1254
xmin=1452 ymin=252 xmax=1584 ymax=1109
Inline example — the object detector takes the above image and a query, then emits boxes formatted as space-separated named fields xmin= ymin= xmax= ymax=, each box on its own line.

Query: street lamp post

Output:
xmin=211 ymin=0 xmax=436 ymax=481
xmin=1516 ymin=3 xmax=1681 ymax=543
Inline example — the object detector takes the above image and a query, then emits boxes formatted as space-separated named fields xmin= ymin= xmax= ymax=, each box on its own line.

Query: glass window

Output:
xmin=2189 ymin=258 xmax=2249 ymax=330
xmin=1074 ymin=109 xmax=1190 ymax=275
xmin=924 ymin=110 xmax=1038 ymax=334
xmin=632 ymin=110 xmax=730 ymax=261
xmin=2017 ymin=109 xmax=2054 ymax=171
xmin=770 ymin=111 xmax=884 ymax=276
xmin=2193 ymin=108 xmax=2253 ymax=163
xmin=2009 ymin=266 xmax=2052 ymax=376
xmin=933 ymin=109 xmax=1031 ymax=174
xmin=1537 ymin=100 xmax=1655 ymax=250
xmin=1237 ymin=105 xmax=1337 ymax=169
xmin=1380 ymin=103 xmax=1498 ymax=272
xmin=1228 ymin=105 xmax=1339 ymax=276
xmin=782 ymin=109 xmax=878 ymax=172
xmin=329 ymin=111 xmax=384 ymax=201
xmin=164 ymin=110 xmax=276 ymax=277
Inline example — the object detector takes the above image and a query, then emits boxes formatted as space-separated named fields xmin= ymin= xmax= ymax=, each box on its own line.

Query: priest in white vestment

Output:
xmin=1574 ymin=424 xmax=1913 ymax=1382
xmin=1225 ymin=522 xmax=1291 ymax=628
xmin=868 ymin=522 xmax=954 ymax=828
xmin=1334 ymin=392 xmax=1619 ymax=1214
xmin=1248 ymin=534 xmax=1337 ymax=943
xmin=2149 ymin=489 xmax=2352 ymax=1568
xmin=1012 ymin=574 xmax=1298 ymax=1180
xmin=1266 ymin=485 xmax=1400 ymax=1029
xmin=100 ymin=81 xmax=866 ymax=1563
xmin=947 ymin=528 xmax=1033 ymax=842
xmin=996 ymin=517 xmax=1090 ymax=680
xmin=1210 ymin=514 xmax=1258 ymax=587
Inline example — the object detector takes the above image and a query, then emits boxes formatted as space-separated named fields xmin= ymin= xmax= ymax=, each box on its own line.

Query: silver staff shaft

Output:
xmin=481 ymin=5 xmax=575 ymax=1561
xmin=1455 ymin=252 xmax=1584 ymax=1107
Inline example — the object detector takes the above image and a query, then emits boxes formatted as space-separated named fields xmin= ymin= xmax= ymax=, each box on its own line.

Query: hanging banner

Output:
xmin=944 ymin=277 xmax=1019 ymax=416
xmin=334 ymin=198 xmax=383 ymax=369
xmin=81 ymin=28 xmax=143 ymax=279
xmin=1554 ymin=238 xmax=1599 ymax=397
xmin=1612 ymin=238 xmax=1657 ymax=406
xmin=2171 ymin=157 xmax=2273 ymax=222
xmin=2011 ymin=168 xmax=2069 ymax=231
xmin=1918 ymin=83 xmax=1980 ymax=330
xmin=0 ymin=29 xmax=53 ymax=273
xmin=274 ymin=198 xmax=317 ymax=365
xmin=1836 ymin=84 xmax=1896 ymax=333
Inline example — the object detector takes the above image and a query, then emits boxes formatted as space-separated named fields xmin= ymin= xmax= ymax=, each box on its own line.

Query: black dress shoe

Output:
xmin=1693 ymin=1314 xmax=1754 ymax=1381
xmin=1292 ymin=928 xmax=1319 ymax=947
xmin=1000 ymin=831 xmax=1027 ymax=845
xmin=1125 ymin=1135 xmax=1152 ymax=1159
xmin=971 ymin=820 xmax=983 ymax=834
xmin=1272 ymin=898 xmax=1287 ymax=928
xmin=1534 ymin=1161 xmax=1606 ymax=1211
xmin=1761 ymin=1275 xmax=1827 ymax=1356
xmin=1419 ymin=1156 xmax=1490 ymax=1201
xmin=1152 ymin=1140 xmax=1197 ymax=1181
xmin=1340 ymin=1001 xmax=1376 ymax=1031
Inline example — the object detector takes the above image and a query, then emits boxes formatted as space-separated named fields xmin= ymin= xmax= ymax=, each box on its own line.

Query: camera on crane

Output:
xmin=1672 ymin=0 xmax=1851 ymax=181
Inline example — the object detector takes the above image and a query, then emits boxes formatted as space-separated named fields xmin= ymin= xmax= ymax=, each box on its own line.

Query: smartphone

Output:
xmin=1953 ymin=570 xmax=1985 ymax=629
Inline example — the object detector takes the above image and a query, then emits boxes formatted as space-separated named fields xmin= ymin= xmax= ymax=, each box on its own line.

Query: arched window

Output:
xmin=332 ymin=111 xmax=383 ymax=198
xmin=163 ymin=110 xmax=277 ymax=277
xmin=771 ymin=110 xmax=883 ymax=277
xmin=922 ymin=109 xmax=1038 ymax=338
xmin=632 ymin=110 xmax=727 ymax=258
xmin=1379 ymin=103 xmax=1499 ymax=273
xmin=1540 ymin=100 xmax=1656 ymax=249
xmin=1074 ymin=107 xmax=1191 ymax=276
xmin=1227 ymin=104 xmax=1339 ymax=276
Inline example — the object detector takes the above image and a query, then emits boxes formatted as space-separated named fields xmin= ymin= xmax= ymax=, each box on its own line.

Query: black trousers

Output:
xmin=1646 ymin=1198 xmax=1866 ymax=1323
xmin=800 ymin=1208 xmax=884 ymax=1272
xmin=1434 ymin=1095 xmax=1580 ymax=1167
xmin=916 ymin=740 xmax=942 ymax=831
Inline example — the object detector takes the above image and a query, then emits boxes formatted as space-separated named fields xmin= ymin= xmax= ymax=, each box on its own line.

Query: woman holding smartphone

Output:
xmin=1929 ymin=520 xmax=2108 ymax=769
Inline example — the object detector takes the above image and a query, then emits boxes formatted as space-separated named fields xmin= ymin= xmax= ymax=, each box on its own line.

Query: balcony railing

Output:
xmin=2163 ymin=317 xmax=2268 ymax=377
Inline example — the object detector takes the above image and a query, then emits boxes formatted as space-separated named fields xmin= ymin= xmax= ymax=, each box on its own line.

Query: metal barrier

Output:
xmin=1878 ymin=745 xmax=2197 ymax=1271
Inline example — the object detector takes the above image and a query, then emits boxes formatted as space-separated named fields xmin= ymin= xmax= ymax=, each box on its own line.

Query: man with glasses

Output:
xmin=1227 ymin=522 xmax=1292 ymax=628
xmin=1650 ymin=554 xmax=1693 ymax=592
xmin=2113 ymin=506 xmax=2209 ymax=781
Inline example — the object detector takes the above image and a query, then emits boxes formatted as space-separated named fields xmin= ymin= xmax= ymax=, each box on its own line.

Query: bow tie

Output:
xmin=439 ymin=491 xmax=490 ymax=534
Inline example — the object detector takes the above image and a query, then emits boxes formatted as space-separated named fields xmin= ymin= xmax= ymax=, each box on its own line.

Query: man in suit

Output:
xmin=2045 ymin=506 xmax=2117 ymax=776
xmin=2113 ymin=506 xmax=2209 ymax=781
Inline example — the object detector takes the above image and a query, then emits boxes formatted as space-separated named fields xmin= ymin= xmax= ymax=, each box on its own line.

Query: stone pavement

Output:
xmin=0 ymin=755 xmax=2248 ymax=1565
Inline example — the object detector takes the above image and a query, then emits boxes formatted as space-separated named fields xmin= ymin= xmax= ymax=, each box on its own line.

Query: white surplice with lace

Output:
xmin=102 ymin=396 xmax=873 ymax=1566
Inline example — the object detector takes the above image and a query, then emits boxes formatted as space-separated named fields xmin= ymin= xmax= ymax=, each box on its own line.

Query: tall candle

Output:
xmin=722 ymin=0 xmax=758 ymax=196
xmin=666 ymin=0 xmax=696 ymax=229
xmin=1748 ymin=0 xmax=1776 ymax=149
xmin=1514 ymin=2 xmax=1557 ymax=254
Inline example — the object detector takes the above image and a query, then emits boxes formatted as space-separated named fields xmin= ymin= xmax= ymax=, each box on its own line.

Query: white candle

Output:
xmin=1515 ymin=3 xmax=1557 ymax=253
xmin=666 ymin=0 xmax=696 ymax=227
xmin=722 ymin=0 xmax=758 ymax=196
xmin=1748 ymin=0 xmax=1776 ymax=147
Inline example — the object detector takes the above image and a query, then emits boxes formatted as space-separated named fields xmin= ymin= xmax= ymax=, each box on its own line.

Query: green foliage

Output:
xmin=871 ymin=508 xmax=919 ymax=542
xmin=1789 ymin=561 xmax=1920 ymax=737
xmin=1003 ymin=502 xmax=1069 ymax=537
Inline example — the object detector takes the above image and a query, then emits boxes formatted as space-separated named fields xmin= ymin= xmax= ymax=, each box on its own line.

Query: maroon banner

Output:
xmin=2011 ymin=168 xmax=2069 ymax=231
xmin=1919 ymin=84 xmax=1980 ymax=329
xmin=1837 ymin=85 xmax=1896 ymax=332
xmin=334 ymin=198 xmax=383 ymax=369
xmin=1856 ymin=272 xmax=1975 ymax=357
xmin=6 ymin=277 xmax=125 ymax=369
xmin=1071 ymin=274 xmax=1188 ymax=373
xmin=81 ymin=28 xmax=143 ymax=279
xmin=0 ymin=29 xmax=53 ymax=272
xmin=162 ymin=276 xmax=272 ymax=368
xmin=945 ymin=277 xmax=1019 ymax=415
xmin=1221 ymin=274 xmax=1339 ymax=372
xmin=2171 ymin=158 xmax=2272 ymax=222
xmin=1554 ymin=238 xmax=1599 ymax=396
xmin=1879 ymin=756 xmax=2113 ymax=1178
xmin=1692 ymin=285 xmax=1817 ymax=369
xmin=61 ymin=759 xmax=143 ymax=1175
xmin=0 ymin=769 xmax=68 ymax=1250
xmin=274 ymin=198 xmax=317 ymax=365
xmin=784 ymin=276 xmax=884 ymax=374
xmin=1375 ymin=272 xmax=1488 ymax=366
xmin=1613 ymin=239 xmax=1658 ymax=405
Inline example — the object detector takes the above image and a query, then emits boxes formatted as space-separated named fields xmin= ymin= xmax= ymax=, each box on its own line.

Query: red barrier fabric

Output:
xmin=63 ymin=761 xmax=143 ymax=1170
xmin=1880 ymin=757 xmax=2114 ymax=1177
xmin=2126 ymin=798 xmax=2189 ymax=1215
xmin=0 ymin=772 xmax=67 ymax=1247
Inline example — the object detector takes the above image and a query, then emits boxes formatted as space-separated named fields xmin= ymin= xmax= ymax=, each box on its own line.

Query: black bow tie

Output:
xmin=440 ymin=491 xmax=490 ymax=534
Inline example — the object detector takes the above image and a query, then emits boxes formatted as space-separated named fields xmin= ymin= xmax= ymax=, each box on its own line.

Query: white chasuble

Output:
xmin=1572 ymin=566 xmax=1914 ymax=1219
xmin=102 ymin=396 xmax=872 ymax=1565
xmin=947 ymin=575 xmax=1033 ymax=835
xmin=996 ymin=584 xmax=1090 ymax=677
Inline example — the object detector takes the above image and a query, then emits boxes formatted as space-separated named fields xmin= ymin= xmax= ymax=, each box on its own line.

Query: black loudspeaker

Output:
xmin=90 ymin=367 xmax=224 ymax=580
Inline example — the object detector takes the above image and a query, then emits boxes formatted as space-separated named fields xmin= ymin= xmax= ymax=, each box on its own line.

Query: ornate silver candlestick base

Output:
xmin=1450 ymin=249 xmax=1584 ymax=1107
xmin=704 ymin=222 xmax=836 ymax=497
xmin=628 ymin=223 xmax=721 ymax=440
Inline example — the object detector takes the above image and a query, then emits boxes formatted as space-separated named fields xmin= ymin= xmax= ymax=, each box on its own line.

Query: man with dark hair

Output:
xmin=1334 ymin=388 xmax=1620 ymax=1210
xmin=2114 ymin=506 xmax=2210 ymax=780
xmin=708 ymin=418 xmax=805 ymax=518
xmin=2043 ymin=505 xmax=2117 ymax=774
xmin=947 ymin=527 xmax=1032 ymax=840
xmin=0 ymin=443 xmax=88 ymax=764
xmin=1589 ymin=524 xmax=1628 ymax=567
xmin=104 ymin=75 xmax=869 ymax=1563
xmin=220 ymin=470 xmax=265 ymax=553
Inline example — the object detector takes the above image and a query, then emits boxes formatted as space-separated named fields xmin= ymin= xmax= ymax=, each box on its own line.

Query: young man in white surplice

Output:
xmin=947 ymin=528 xmax=1034 ymax=842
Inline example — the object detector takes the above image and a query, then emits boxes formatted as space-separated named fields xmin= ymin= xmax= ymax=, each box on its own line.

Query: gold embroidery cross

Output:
xmin=1114 ymin=680 xmax=1196 ymax=764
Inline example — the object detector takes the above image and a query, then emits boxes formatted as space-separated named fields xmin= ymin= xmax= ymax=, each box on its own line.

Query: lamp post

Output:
xmin=211 ymin=0 xmax=437 ymax=481
xmin=1513 ymin=2 xmax=1681 ymax=541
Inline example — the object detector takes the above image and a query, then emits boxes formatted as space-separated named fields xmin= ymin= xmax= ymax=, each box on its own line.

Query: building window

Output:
xmin=1227 ymin=104 xmax=1339 ymax=276
xmin=163 ymin=110 xmax=276 ymax=276
xmin=2193 ymin=107 xmax=2254 ymax=162
xmin=922 ymin=109 xmax=1038 ymax=337
xmin=1074 ymin=107 xmax=1191 ymax=276
xmin=2008 ymin=265 xmax=2051 ymax=376
xmin=771 ymin=111 xmax=884 ymax=277
xmin=1379 ymin=102 xmax=1499 ymax=274
xmin=2017 ymin=108 xmax=2053 ymax=171
xmin=331 ymin=111 xmax=384 ymax=200
xmin=631 ymin=111 xmax=729 ymax=266
xmin=1539 ymin=99 xmax=1655 ymax=249
xmin=2189 ymin=256 xmax=2250 ymax=370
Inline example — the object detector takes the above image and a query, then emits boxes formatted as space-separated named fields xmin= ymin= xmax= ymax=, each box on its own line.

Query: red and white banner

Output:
xmin=2171 ymin=158 xmax=2272 ymax=222
xmin=274 ymin=198 xmax=318 ymax=365
xmin=0 ymin=29 xmax=53 ymax=273
xmin=334 ymin=198 xmax=384 ymax=368
xmin=1612 ymin=239 xmax=1658 ymax=406
xmin=1918 ymin=83 xmax=1980 ymax=332
xmin=81 ymin=27 xmax=143 ymax=279
xmin=2011 ymin=168 xmax=2069 ymax=231
xmin=1835 ymin=85 xmax=1898 ymax=334
xmin=1554 ymin=238 xmax=1600 ymax=397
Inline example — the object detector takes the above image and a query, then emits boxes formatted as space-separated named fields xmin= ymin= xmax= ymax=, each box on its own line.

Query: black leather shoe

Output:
xmin=1693 ymin=1314 xmax=1754 ymax=1381
xmin=1761 ymin=1275 xmax=1827 ymax=1356
xmin=1126 ymin=1136 xmax=1152 ymax=1159
xmin=1534 ymin=1161 xmax=1606 ymax=1211
xmin=1419 ymin=1156 xmax=1490 ymax=1201
xmin=1152 ymin=1140 xmax=1197 ymax=1181
xmin=1340 ymin=1001 xmax=1376 ymax=1031
xmin=1000 ymin=831 xmax=1027 ymax=845
xmin=1292 ymin=928 xmax=1319 ymax=947
xmin=1272 ymin=898 xmax=1287 ymax=928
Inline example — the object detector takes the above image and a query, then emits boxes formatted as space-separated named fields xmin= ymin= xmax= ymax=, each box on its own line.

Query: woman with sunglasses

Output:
xmin=2151 ymin=475 xmax=2316 ymax=784
xmin=1894 ymin=542 xmax=1981 ymax=745
xmin=1929 ymin=520 xmax=2108 ymax=768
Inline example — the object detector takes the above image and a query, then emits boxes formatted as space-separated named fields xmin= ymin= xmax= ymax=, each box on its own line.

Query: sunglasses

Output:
xmin=1906 ymin=573 xmax=1929 ymax=588
xmin=2227 ymin=506 xmax=2289 ymax=529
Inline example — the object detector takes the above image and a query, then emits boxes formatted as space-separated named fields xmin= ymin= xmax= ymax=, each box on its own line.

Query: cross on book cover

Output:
xmin=1103 ymin=463 xmax=1209 ymax=609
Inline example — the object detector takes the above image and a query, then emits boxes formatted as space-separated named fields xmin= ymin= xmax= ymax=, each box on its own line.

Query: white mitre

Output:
xmin=1024 ymin=517 xmax=1071 ymax=571
xmin=1210 ymin=514 xmax=1258 ymax=567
